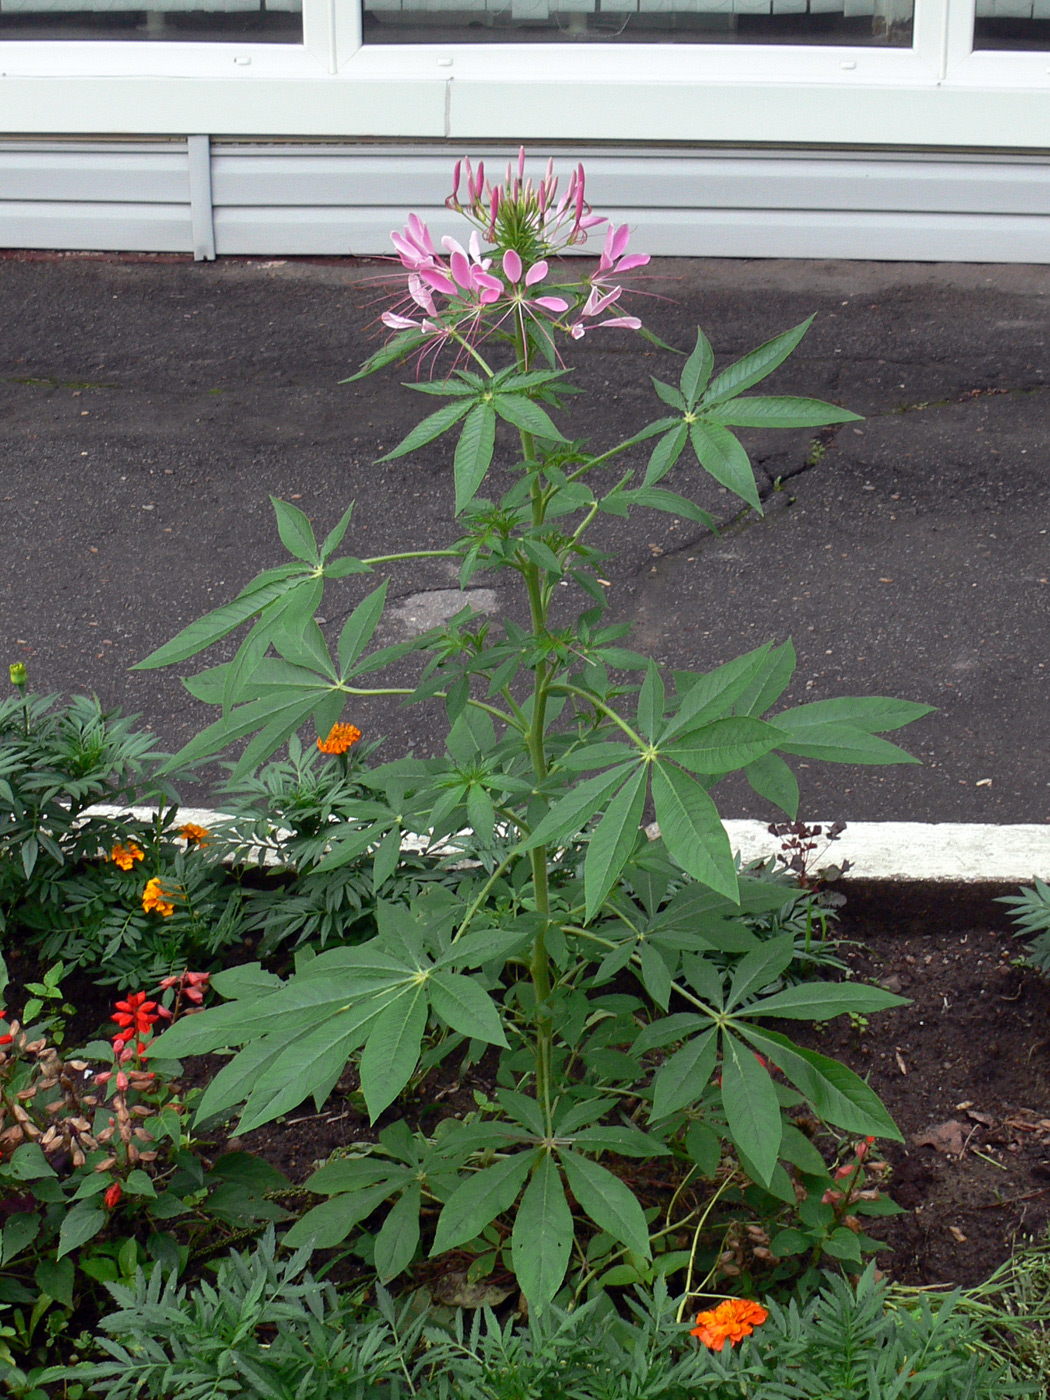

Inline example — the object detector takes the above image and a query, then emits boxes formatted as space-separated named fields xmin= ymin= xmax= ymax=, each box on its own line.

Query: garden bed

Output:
xmin=9 ymin=874 xmax=1048 ymax=1298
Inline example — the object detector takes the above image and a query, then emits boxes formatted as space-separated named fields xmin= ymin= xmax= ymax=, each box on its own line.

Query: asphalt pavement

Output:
xmin=3 ymin=251 xmax=1049 ymax=824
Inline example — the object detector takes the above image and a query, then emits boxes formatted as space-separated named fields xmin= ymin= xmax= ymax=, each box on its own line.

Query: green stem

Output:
xmin=549 ymin=683 xmax=647 ymax=749
xmin=361 ymin=549 xmax=461 ymax=566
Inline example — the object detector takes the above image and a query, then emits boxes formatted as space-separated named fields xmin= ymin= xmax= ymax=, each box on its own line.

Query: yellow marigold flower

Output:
xmin=110 ymin=843 xmax=145 ymax=872
xmin=691 ymin=1298 xmax=769 ymax=1351
xmin=142 ymin=878 xmax=175 ymax=918
xmin=179 ymin=823 xmax=210 ymax=846
xmin=317 ymin=723 xmax=362 ymax=756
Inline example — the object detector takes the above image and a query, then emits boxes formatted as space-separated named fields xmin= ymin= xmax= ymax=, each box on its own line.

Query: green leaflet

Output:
xmin=650 ymin=761 xmax=737 ymax=902
xmin=583 ymin=767 xmax=647 ymax=923
xmin=511 ymin=1154 xmax=573 ymax=1310
xmin=689 ymin=420 xmax=761 ymax=511
xmin=454 ymin=402 xmax=497 ymax=515
xmin=650 ymin=1027 xmax=718 ymax=1120
xmin=680 ymin=328 xmax=714 ymax=407
xmin=558 ymin=1149 xmax=651 ymax=1260
xmin=703 ymin=396 xmax=862 ymax=430
xmin=431 ymin=1150 xmax=535 ymax=1256
xmin=272 ymin=496 xmax=320 ymax=564
xmin=720 ymin=1033 xmax=782 ymax=1187
xmin=739 ymin=1025 xmax=903 ymax=1141
xmin=702 ymin=317 xmax=814 ymax=404
xmin=428 ymin=970 xmax=508 ymax=1047
xmin=378 ymin=397 xmax=474 ymax=461
xmin=359 ymin=986 xmax=429 ymax=1122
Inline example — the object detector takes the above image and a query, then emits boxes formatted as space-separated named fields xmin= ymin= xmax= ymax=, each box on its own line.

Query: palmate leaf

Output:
xmin=721 ymin=1033 xmax=783 ymax=1186
xmin=431 ymin=1150 xmax=535 ymax=1256
xmin=511 ymin=1154 xmax=573 ymax=1310
xmin=558 ymin=1149 xmax=651 ymax=1260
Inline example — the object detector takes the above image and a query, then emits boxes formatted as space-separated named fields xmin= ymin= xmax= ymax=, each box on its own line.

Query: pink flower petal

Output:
xmin=473 ymin=270 xmax=504 ymax=297
xmin=449 ymin=250 xmax=473 ymax=289
xmin=596 ymin=316 xmax=642 ymax=331
xmin=502 ymin=248 xmax=523 ymax=283
xmin=534 ymin=296 xmax=569 ymax=312
xmin=421 ymin=268 xmax=458 ymax=298
xmin=524 ymin=259 xmax=549 ymax=286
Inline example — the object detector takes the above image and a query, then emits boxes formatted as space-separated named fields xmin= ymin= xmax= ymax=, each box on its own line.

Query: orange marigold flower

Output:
xmin=317 ymin=722 xmax=362 ymax=756
xmin=691 ymin=1298 xmax=769 ymax=1351
xmin=179 ymin=822 xmax=210 ymax=846
xmin=110 ymin=843 xmax=145 ymax=871
xmin=141 ymin=878 xmax=175 ymax=917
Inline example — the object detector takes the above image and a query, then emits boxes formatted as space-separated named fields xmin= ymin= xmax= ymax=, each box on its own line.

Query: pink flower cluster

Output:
xmin=382 ymin=162 xmax=649 ymax=353
xmin=447 ymin=148 xmax=604 ymax=253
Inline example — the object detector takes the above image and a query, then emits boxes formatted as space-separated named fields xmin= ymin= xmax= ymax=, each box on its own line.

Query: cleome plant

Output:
xmin=143 ymin=150 xmax=932 ymax=1311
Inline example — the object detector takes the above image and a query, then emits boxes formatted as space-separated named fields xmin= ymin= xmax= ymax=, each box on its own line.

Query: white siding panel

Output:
xmin=212 ymin=202 xmax=466 ymax=253
xmin=0 ymin=150 xmax=188 ymax=203
xmin=0 ymin=200 xmax=193 ymax=251
xmin=582 ymin=157 xmax=1050 ymax=215
xmin=623 ymin=208 xmax=1050 ymax=261
xmin=210 ymin=151 xmax=459 ymax=206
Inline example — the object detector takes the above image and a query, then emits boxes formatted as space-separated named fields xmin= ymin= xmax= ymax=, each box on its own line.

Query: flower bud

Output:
xmin=8 ymin=663 xmax=26 ymax=689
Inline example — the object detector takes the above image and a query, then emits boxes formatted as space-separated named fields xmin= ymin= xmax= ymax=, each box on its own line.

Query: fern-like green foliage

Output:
xmin=998 ymin=879 xmax=1050 ymax=976
xmin=41 ymin=1256 xmax=1030 ymax=1400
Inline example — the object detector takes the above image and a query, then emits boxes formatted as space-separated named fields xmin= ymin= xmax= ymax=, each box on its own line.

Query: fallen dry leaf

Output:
xmin=965 ymin=1110 xmax=995 ymax=1127
xmin=949 ymin=1226 xmax=968 ymax=1243
xmin=895 ymin=1049 xmax=908 ymax=1076
xmin=913 ymin=1119 xmax=967 ymax=1155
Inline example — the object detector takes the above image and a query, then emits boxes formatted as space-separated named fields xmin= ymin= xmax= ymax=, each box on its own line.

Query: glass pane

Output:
xmin=364 ymin=0 xmax=913 ymax=45
xmin=974 ymin=2 xmax=1050 ymax=49
xmin=0 ymin=0 xmax=301 ymax=42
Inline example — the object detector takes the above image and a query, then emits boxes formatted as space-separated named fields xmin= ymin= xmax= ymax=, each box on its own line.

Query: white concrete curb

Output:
xmin=85 ymin=806 xmax=1050 ymax=884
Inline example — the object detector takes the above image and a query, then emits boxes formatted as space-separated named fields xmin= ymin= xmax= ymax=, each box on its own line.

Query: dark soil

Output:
xmin=811 ymin=889 xmax=1050 ymax=1290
